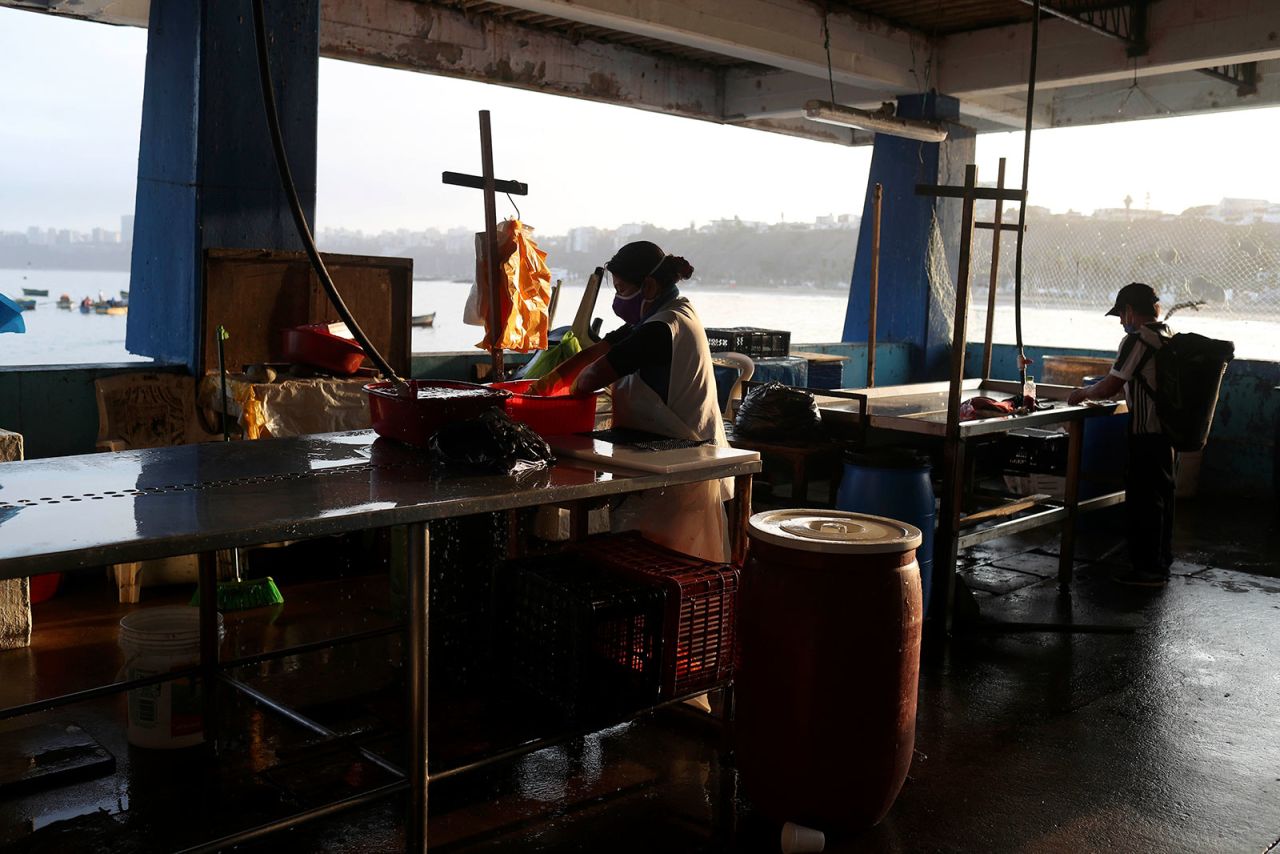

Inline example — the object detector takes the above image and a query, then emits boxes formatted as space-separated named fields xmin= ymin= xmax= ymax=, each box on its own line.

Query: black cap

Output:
xmin=1105 ymin=282 xmax=1159 ymax=317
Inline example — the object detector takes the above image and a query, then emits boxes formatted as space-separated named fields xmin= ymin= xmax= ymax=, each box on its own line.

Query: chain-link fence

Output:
xmin=965 ymin=209 xmax=1280 ymax=358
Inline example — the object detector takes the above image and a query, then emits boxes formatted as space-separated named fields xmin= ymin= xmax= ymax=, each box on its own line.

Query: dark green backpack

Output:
xmin=1137 ymin=329 xmax=1235 ymax=452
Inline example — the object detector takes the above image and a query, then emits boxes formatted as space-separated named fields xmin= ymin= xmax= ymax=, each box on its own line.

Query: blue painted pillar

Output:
xmin=127 ymin=0 xmax=319 ymax=369
xmin=842 ymin=93 xmax=976 ymax=382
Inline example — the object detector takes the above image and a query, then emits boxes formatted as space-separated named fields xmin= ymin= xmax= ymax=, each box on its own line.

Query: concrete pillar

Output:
xmin=126 ymin=0 xmax=319 ymax=370
xmin=841 ymin=93 xmax=976 ymax=382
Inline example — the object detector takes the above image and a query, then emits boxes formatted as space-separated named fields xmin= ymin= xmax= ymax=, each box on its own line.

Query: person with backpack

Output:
xmin=1067 ymin=282 xmax=1176 ymax=586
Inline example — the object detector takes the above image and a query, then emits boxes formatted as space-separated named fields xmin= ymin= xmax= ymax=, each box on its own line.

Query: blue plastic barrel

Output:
xmin=837 ymin=450 xmax=935 ymax=616
xmin=1080 ymin=374 xmax=1129 ymax=499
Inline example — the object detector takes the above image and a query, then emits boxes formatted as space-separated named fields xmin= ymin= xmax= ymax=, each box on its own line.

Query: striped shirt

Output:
xmin=1110 ymin=323 xmax=1170 ymax=435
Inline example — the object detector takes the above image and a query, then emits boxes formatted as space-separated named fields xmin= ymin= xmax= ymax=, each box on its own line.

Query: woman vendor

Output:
xmin=531 ymin=240 xmax=731 ymax=563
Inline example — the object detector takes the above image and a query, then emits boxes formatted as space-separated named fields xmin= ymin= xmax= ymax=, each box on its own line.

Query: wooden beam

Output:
xmin=1045 ymin=60 xmax=1280 ymax=126
xmin=321 ymin=0 xmax=722 ymax=121
xmin=940 ymin=0 xmax=1280 ymax=98
xmin=721 ymin=69 xmax=886 ymax=123
xmin=486 ymin=0 xmax=930 ymax=90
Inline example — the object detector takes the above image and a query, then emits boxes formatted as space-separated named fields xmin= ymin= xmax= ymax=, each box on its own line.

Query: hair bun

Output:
xmin=672 ymin=256 xmax=694 ymax=281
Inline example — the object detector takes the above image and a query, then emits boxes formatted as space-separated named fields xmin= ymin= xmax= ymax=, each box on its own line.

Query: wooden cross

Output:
xmin=973 ymin=157 xmax=1025 ymax=381
xmin=915 ymin=164 xmax=1027 ymax=439
xmin=442 ymin=110 xmax=528 ymax=382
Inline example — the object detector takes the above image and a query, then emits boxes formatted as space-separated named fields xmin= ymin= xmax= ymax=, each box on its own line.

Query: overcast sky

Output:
xmin=3 ymin=6 xmax=1279 ymax=236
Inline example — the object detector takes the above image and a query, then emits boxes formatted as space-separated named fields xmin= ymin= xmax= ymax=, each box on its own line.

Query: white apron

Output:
xmin=610 ymin=297 xmax=732 ymax=564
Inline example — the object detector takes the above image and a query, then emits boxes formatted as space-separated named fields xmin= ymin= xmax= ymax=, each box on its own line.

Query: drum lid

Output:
xmin=749 ymin=509 xmax=922 ymax=555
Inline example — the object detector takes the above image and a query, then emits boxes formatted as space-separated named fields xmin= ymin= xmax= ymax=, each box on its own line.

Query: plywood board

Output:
xmin=202 ymin=249 xmax=412 ymax=377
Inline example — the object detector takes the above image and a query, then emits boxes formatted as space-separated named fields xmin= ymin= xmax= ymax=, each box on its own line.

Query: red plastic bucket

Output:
xmin=365 ymin=380 xmax=508 ymax=447
xmin=488 ymin=379 xmax=599 ymax=436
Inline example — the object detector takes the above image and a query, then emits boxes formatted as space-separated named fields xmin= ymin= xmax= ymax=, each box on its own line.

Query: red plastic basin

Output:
xmin=281 ymin=324 xmax=366 ymax=375
xmin=365 ymin=380 xmax=508 ymax=448
xmin=488 ymin=379 xmax=599 ymax=437
xmin=30 ymin=573 xmax=61 ymax=604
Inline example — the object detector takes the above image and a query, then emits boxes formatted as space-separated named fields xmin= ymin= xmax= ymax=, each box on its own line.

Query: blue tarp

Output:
xmin=0 ymin=293 xmax=27 ymax=334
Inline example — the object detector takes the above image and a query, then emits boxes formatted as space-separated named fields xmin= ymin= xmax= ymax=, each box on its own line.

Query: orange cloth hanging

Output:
xmin=474 ymin=218 xmax=551 ymax=353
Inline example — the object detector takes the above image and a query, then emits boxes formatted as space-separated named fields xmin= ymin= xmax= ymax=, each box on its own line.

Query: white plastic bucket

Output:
xmin=119 ymin=606 xmax=223 ymax=749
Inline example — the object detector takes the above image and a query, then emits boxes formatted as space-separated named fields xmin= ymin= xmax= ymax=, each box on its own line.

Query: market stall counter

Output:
xmin=0 ymin=430 xmax=759 ymax=852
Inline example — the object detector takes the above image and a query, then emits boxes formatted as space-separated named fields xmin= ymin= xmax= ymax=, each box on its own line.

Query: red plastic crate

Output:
xmin=503 ymin=554 xmax=665 ymax=721
xmin=573 ymin=532 xmax=738 ymax=698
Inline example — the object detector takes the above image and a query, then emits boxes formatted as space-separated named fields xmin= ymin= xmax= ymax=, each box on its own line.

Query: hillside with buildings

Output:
xmin=3 ymin=201 xmax=1279 ymax=312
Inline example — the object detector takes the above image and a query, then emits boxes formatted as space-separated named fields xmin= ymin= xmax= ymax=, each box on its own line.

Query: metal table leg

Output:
xmin=405 ymin=523 xmax=430 ymax=853
xmin=937 ymin=438 xmax=967 ymax=634
xmin=1059 ymin=420 xmax=1084 ymax=592
xmin=731 ymin=474 xmax=753 ymax=567
xmin=197 ymin=550 xmax=220 ymax=752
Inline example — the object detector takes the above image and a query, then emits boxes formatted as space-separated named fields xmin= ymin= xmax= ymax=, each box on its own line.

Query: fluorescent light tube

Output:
xmin=803 ymin=100 xmax=948 ymax=143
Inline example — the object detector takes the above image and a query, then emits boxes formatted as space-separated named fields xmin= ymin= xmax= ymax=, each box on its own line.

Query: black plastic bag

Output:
xmin=734 ymin=381 xmax=823 ymax=441
xmin=431 ymin=409 xmax=555 ymax=474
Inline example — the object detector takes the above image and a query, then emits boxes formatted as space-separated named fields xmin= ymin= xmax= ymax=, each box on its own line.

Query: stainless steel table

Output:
xmin=0 ymin=430 xmax=760 ymax=852
xmin=815 ymin=380 xmax=1127 ymax=630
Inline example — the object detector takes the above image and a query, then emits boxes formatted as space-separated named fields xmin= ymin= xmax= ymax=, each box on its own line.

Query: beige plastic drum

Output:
xmin=749 ymin=509 xmax=922 ymax=555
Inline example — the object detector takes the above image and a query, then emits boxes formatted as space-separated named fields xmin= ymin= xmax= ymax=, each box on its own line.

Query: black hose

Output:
xmin=250 ymin=0 xmax=406 ymax=390
xmin=1013 ymin=0 xmax=1041 ymax=392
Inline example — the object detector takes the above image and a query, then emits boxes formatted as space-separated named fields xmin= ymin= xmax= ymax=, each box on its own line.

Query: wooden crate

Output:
xmin=201 ymin=249 xmax=412 ymax=377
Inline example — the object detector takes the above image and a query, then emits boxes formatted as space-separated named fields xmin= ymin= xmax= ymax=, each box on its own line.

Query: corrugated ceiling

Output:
xmin=831 ymin=0 xmax=1035 ymax=35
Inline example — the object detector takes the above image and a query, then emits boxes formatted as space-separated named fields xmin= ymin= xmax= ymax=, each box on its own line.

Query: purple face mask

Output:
xmin=612 ymin=290 xmax=644 ymax=324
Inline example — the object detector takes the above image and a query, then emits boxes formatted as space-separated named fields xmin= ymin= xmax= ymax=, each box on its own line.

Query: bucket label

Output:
xmin=169 ymin=676 xmax=203 ymax=738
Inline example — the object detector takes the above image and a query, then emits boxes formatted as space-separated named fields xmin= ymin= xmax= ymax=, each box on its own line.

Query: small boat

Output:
xmin=15 ymin=297 xmax=36 ymax=311
xmin=57 ymin=293 xmax=72 ymax=310
xmin=94 ymin=298 xmax=128 ymax=316
xmin=22 ymin=288 xmax=48 ymax=297
xmin=79 ymin=297 xmax=93 ymax=314
xmin=411 ymin=312 xmax=436 ymax=328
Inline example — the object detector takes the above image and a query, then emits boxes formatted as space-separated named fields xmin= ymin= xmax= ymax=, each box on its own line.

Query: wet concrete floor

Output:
xmin=4 ymin=498 xmax=1279 ymax=852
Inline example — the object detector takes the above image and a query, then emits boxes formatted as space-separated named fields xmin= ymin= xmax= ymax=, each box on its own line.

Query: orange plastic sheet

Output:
xmin=474 ymin=218 xmax=551 ymax=353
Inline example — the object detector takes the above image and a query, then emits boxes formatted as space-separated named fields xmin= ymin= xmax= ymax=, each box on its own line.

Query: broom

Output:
xmin=190 ymin=326 xmax=284 ymax=611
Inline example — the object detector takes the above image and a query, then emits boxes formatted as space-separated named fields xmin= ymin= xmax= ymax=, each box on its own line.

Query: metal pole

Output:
xmin=732 ymin=474 xmax=753 ymax=568
xmin=405 ymin=523 xmax=430 ymax=853
xmin=981 ymin=158 xmax=1007 ymax=382
xmin=867 ymin=183 xmax=882 ymax=388
xmin=197 ymin=550 xmax=219 ymax=751
xmin=479 ymin=111 xmax=506 ymax=382
xmin=1058 ymin=420 xmax=1085 ymax=593
xmin=939 ymin=165 xmax=980 ymax=632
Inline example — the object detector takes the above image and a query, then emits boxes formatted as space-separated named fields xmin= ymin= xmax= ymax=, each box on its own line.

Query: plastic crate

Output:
xmin=573 ymin=532 xmax=738 ymax=698
xmin=1000 ymin=428 xmax=1068 ymax=475
xmin=503 ymin=554 xmax=665 ymax=721
xmin=705 ymin=327 xmax=791 ymax=358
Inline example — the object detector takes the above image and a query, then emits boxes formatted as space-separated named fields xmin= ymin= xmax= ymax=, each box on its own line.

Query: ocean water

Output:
xmin=3 ymin=268 xmax=1277 ymax=366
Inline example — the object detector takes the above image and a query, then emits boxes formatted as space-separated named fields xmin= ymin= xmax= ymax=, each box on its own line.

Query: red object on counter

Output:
xmin=365 ymin=380 xmax=508 ymax=447
xmin=488 ymin=379 xmax=599 ymax=436
xmin=280 ymin=324 xmax=366 ymax=375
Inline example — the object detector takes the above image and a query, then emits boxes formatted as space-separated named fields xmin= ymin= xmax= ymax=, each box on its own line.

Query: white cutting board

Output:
xmin=550 ymin=435 xmax=760 ymax=474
